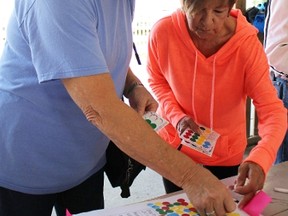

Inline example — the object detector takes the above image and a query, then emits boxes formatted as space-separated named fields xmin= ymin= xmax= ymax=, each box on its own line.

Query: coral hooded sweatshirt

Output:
xmin=147 ymin=9 xmax=287 ymax=174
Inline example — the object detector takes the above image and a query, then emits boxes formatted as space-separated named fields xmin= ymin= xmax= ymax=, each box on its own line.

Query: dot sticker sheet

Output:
xmin=93 ymin=192 xmax=249 ymax=216
xmin=143 ymin=111 xmax=168 ymax=132
xmin=147 ymin=198 xmax=243 ymax=216
xmin=180 ymin=126 xmax=220 ymax=157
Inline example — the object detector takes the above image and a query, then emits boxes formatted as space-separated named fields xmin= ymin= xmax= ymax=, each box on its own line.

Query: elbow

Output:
xmin=81 ymin=105 xmax=104 ymax=127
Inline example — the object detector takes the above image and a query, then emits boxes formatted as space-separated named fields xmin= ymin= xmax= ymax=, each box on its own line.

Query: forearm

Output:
xmin=245 ymin=109 xmax=287 ymax=174
xmin=247 ymin=88 xmax=287 ymax=174
xmin=62 ymin=73 xmax=198 ymax=188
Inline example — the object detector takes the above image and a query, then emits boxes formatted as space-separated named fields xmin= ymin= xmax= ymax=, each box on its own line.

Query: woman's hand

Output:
xmin=233 ymin=161 xmax=265 ymax=209
xmin=127 ymin=84 xmax=158 ymax=116
xmin=177 ymin=116 xmax=202 ymax=135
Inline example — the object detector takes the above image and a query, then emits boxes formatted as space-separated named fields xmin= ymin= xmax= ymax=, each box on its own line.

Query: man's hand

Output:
xmin=182 ymin=166 xmax=236 ymax=216
xmin=233 ymin=161 xmax=265 ymax=208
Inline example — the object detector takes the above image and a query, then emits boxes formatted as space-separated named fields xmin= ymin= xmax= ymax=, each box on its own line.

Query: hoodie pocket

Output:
xmin=157 ymin=123 xmax=181 ymax=148
xmin=213 ymin=135 xmax=229 ymax=158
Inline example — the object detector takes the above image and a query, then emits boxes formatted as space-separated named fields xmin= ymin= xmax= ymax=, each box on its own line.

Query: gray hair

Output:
xmin=182 ymin=0 xmax=236 ymax=12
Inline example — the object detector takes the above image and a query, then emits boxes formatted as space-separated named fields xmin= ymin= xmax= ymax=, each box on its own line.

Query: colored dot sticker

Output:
xmin=203 ymin=141 xmax=211 ymax=148
xmin=145 ymin=119 xmax=157 ymax=129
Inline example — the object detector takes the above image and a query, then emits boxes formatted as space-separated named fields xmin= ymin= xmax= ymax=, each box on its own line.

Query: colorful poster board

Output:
xmin=90 ymin=192 xmax=249 ymax=216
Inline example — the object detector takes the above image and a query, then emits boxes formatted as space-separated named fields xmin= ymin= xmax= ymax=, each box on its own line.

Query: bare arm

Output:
xmin=62 ymin=73 xmax=236 ymax=215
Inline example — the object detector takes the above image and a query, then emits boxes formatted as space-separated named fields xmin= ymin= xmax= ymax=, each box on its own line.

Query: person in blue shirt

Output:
xmin=0 ymin=1 xmax=237 ymax=215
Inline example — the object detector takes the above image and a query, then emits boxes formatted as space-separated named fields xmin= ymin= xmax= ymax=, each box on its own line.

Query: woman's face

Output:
xmin=185 ymin=0 xmax=230 ymax=40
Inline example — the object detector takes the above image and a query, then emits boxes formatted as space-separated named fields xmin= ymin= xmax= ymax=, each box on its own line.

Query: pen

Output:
xmin=274 ymin=187 xmax=288 ymax=194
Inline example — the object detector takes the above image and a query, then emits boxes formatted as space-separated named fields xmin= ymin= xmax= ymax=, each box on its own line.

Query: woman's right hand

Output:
xmin=177 ymin=116 xmax=202 ymax=135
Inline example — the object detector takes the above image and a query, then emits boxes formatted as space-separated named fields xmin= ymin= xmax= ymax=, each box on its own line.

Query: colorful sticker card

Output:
xmin=143 ymin=111 xmax=168 ymax=132
xmin=180 ymin=126 xmax=220 ymax=157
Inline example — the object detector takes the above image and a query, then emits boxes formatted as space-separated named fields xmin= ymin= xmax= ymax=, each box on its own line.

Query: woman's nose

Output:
xmin=200 ymin=12 xmax=214 ymax=28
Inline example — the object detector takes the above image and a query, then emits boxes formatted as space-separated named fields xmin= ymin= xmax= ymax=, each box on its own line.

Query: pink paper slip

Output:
xmin=242 ymin=191 xmax=272 ymax=216
xmin=66 ymin=209 xmax=72 ymax=216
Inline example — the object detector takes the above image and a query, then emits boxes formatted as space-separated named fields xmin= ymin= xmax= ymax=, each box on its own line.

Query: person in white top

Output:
xmin=264 ymin=0 xmax=288 ymax=164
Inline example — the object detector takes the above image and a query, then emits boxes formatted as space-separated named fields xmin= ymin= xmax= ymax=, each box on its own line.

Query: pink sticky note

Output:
xmin=242 ymin=191 xmax=272 ymax=216
xmin=66 ymin=209 xmax=72 ymax=216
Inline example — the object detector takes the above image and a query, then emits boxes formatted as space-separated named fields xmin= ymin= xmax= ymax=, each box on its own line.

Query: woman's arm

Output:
xmin=62 ymin=73 xmax=236 ymax=215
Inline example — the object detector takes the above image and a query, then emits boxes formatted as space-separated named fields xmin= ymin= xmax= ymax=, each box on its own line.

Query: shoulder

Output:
xmin=150 ymin=15 xmax=173 ymax=35
xmin=150 ymin=9 xmax=184 ymax=40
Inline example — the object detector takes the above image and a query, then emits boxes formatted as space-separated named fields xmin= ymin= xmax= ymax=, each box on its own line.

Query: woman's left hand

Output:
xmin=233 ymin=161 xmax=265 ymax=209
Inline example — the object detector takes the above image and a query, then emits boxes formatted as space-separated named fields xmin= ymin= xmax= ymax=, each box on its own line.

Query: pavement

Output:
xmin=103 ymin=168 xmax=165 ymax=209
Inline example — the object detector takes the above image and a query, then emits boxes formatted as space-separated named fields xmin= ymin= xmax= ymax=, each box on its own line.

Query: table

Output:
xmin=262 ymin=161 xmax=288 ymax=215
xmin=150 ymin=162 xmax=288 ymax=216
xmin=78 ymin=162 xmax=288 ymax=215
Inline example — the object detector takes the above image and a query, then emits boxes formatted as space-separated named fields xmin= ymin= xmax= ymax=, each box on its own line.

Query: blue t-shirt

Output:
xmin=0 ymin=0 xmax=135 ymax=194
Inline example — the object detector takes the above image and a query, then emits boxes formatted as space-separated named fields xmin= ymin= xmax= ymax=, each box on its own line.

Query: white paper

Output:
xmin=143 ymin=111 xmax=168 ymax=132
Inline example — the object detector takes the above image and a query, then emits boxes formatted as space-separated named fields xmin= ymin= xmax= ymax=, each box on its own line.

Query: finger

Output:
xmin=205 ymin=210 xmax=216 ymax=216
xmin=235 ymin=167 xmax=248 ymax=188
xmin=235 ymin=181 xmax=260 ymax=199
xmin=204 ymin=203 xmax=215 ymax=216
xmin=196 ymin=127 xmax=203 ymax=135
xmin=228 ymin=184 xmax=234 ymax=190
xmin=180 ymin=125 xmax=189 ymax=134
xmin=196 ymin=209 xmax=206 ymax=216
xmin=238 ymin=192 xmax=255 ymax=209
xmin=135 ymin=104 xmax=146 ymax=116
xmin=146 ymin=99 xmax=158 ymax=112
xmin=211 ymin=191 xmax=235 ymax=215
xmin=136 ymin=99 xmax=153 ymax=116
xmin=189 ymin=126 xmax=200 ymax=135
xmin=223 ymin=195 xmax=237 ymax=213
xmin=190 ymin=124 xmax=203 ymax=135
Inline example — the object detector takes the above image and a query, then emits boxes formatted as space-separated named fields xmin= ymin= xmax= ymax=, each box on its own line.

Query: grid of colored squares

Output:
xmin=147 ymin=198 xmax=241 ymax=216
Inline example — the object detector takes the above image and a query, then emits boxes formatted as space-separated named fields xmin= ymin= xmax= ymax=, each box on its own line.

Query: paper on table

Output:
xmin=84 ymin=192 xmax=249 ymax=216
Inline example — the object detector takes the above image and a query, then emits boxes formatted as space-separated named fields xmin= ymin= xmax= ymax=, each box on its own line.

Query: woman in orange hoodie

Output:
xmin=147 ymin=0 xmax=287 ymax=209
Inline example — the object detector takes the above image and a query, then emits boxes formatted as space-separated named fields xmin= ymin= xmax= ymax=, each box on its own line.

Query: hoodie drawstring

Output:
xmin=210 ymin=56 xmax=216 ymax=131
xmin=191 ymin=53 xmax=216 ymax=131
xmin=191 ymin=51 xmax=198 ymax=123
